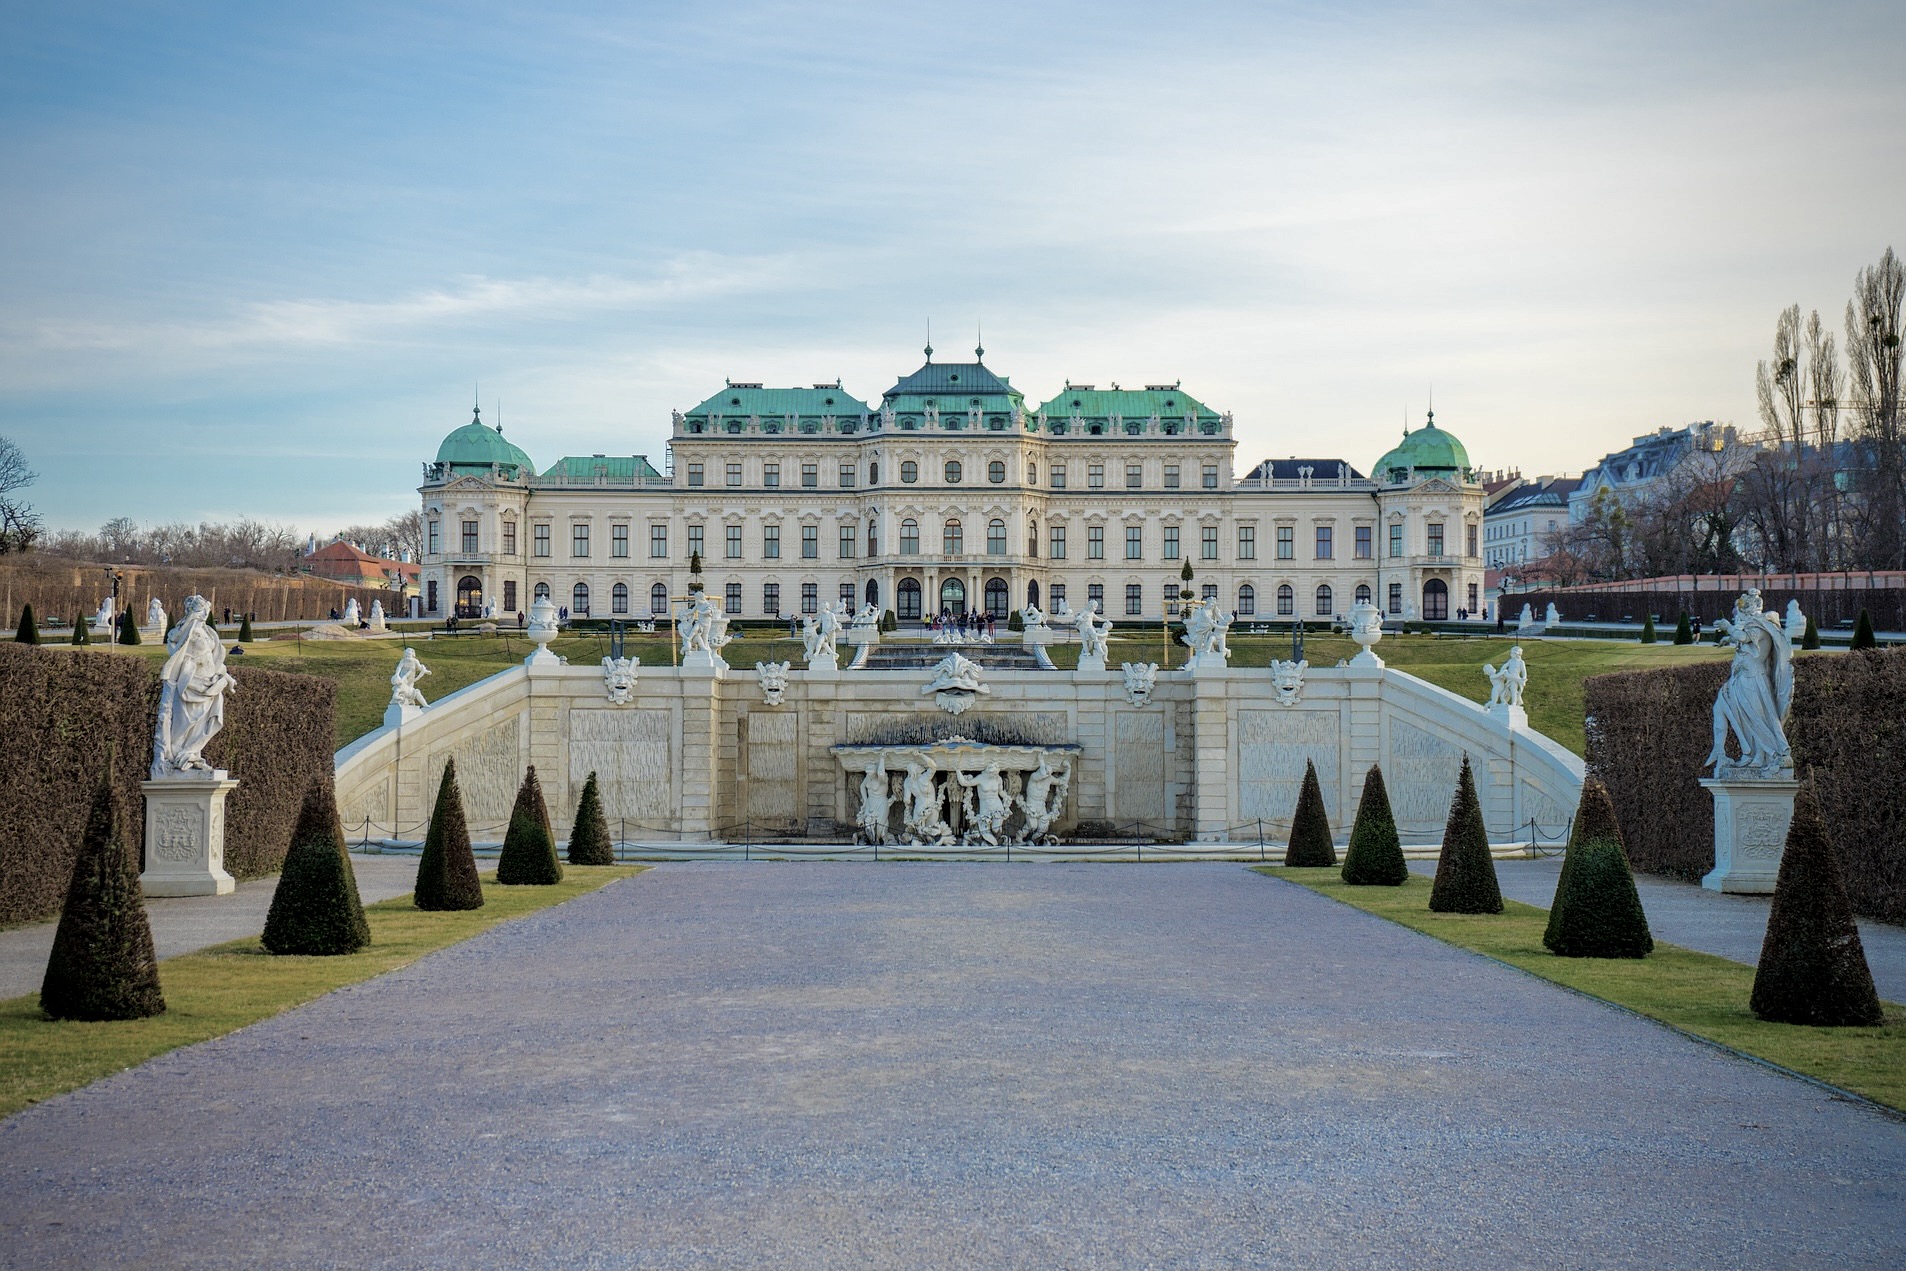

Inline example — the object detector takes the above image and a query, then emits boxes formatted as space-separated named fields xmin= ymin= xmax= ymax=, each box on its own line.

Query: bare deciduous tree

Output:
xmin=1846 ymin=246 xmax=1905 ymax=568
xmin=0 ymin=435 xmax=43 ymax=554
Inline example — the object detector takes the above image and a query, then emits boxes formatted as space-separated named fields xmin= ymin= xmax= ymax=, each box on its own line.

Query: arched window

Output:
xmin=1315 ymin=584 xmax=1333 ymax=616
xmin=985 ymin=577 xmax=1009 ymax=618
xmin=1238 ymin=584 xmax=1256 ymax=615
xmin=534 ymin=582 xmax=550 ymax=600
xmin=945 ymin=460 xmax=963 ymax=484
xmin=901 ymin=460 xmax=918 ymax=483
xmin=456 ymin=575 xmax=483 ymax=618
xmin=988 ymin=460 xmax=1005 ymax=483
xmin=865 ymin=579 xmax=879 ymax=607
xmin=1028 ymin=516 xmax=1038 ymax=558
xmin=944 ymin=519 xmax=963 ymax=555
xmin=1026 ymin=579 xmax=1040 ymax=608
xmin=940 ymin=578 xmax=966 ymax=613
xmin=1355 ymin=583 xmax=1372 ymax=605
xmin=1277 ymin=584 xmax=1294 ymax=615
xmin=651 ymin=583 xmax=668 ymax=613
xmin=1028 ymin=462 xmax=1037 ymax=484
xmin=572 ymin=583 xmax=591 ymax=616
xmin=1422 ymin=578 xmax=1449 ymax=621
xmin=866 ymin=517 xmax=878 ymax=555
xmin=898 ymin=578 xmax=922 ymax=619
xmin=900 ymin=519 xmax=919 ymax=554
xmin=612 ymin=582 xmax=629 ymax=614
xmin=987 ymin=518 xmax=1006 ymax=555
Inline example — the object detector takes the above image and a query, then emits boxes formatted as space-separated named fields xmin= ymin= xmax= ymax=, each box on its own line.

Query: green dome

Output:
xmin=1373 ymin=411 xmax=1470 ymax=483
xmin=436 ymin=406 xmax=534 ymax=476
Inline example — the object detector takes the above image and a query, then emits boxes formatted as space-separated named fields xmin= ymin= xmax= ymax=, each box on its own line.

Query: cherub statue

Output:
xmin=1483 ymin=645 xmax=1528 ymax=708
xmin=391 ymin=646 xmax=431 ymax=708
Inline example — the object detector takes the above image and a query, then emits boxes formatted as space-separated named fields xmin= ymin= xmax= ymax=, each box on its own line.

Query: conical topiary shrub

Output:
xmin=1284 ymin=760 xmax=1336 ymax=866
xmin=71 ymin=615 xmax=90 ymax=646
xmin=116 ymin=610 xmax=141 ymax=645
xmin=1801 ymin=614 xmax=1819 ymax=650
xmin=1750 ymin=784 xmax=1882 ymax=1026
xmin=1546 ymin=840 xmax=1653 ymax=958
xmin=414 ymin=758 xmax=484 ymax=911
xmin=496 ymin=766 xmax=563 ymax=885
xmin=15 ymin=602 xmax=38 ymax=644
xmin=1544 ymin=777 xmax=1625 ymax=951
xmin=1428 ymin=755 xmax=1502 ymax=914
xmin=1673 ymin=611 xmax=1693 ymax=645
xmin=566 ymin=770 xmax=615 ymax=866
xmin=1639 ymin=614 xmax=1656 ymax=644
xmin=238 ymin=614 xmax=254 ymax=642
xmin=40 ymin=751 xmax=165 ymax=1021
xmin=262 ymin=778 xmax=371 ymax=956
xmin=1851 ymin=609 xmax=1877 ymax=650
xmin=1341 ymin=764 xmax=1407 ymax=885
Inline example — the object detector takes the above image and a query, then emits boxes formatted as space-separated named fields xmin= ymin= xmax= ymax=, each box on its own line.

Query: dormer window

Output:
xmin=1088 ymin=423 xmax=1104 ymax=436
xmin=726 ymin=420 xmax=742 ymax=434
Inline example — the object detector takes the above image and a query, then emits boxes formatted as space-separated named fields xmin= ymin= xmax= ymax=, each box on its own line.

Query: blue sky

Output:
xmin=3 ymin=1 xmax=1903 ymax=533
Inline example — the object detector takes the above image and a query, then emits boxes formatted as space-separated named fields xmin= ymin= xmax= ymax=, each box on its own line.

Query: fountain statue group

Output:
xmin=852 ymin=748 xmax=1074 ymax=847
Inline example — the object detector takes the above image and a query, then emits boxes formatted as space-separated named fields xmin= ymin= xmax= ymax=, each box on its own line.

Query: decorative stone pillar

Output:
xmin=140 ymin=774 xmax=240 ymax=897
xmin=1190 ymin=671 xmax=1233 ymax=841
xmin=1700 ymin=775 xmax=1799 ymax=894
xmin=806 ymin=651 xmax=841 ymax=681
xmin=1485 ymin=703 xmax=1528 ymax=731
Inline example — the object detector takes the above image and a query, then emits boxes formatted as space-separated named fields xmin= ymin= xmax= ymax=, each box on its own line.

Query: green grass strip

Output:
xmin=0 ymin=865 xmax=645 ymax=1120
xmin=1259 ymin=867 xmax=1906 ymax=1113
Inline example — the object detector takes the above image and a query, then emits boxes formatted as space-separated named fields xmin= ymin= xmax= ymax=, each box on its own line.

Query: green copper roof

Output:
xmin=436 ymin=407 xmax=535 ymax=476
xmin=1033 ymin=385 xmax=1215 ymax=419
xmin=684 ymin=385 xmax=871 ymax=418
xmin=541 ymin=455 xmax=664 ymax=482
xmin=882 ymin=361 xmax=1019 ymax=403
xmin=1373 ymin=411 xmax=1472 ymax=483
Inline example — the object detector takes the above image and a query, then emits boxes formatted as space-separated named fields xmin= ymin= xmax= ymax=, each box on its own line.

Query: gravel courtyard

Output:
xmin=2 ymin=864 xmax=1903 ymax=1269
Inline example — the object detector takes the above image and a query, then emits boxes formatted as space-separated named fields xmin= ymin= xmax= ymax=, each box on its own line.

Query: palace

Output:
xmin=418 ymin=347 xmax=1486 ymax=627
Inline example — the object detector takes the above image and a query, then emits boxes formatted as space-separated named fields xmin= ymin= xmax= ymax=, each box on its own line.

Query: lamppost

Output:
xmin=103 ymin=566 xmax=123 ymax=631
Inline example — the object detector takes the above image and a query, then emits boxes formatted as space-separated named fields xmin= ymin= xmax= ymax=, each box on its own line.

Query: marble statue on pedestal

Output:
xmin=856 ymin=758 xmax=894 ymax=844
xmin=94 ymin=596 xmax=115 ymax=633
xmin=390 ymin=647 xmax=431 ymax=709
xmin=145 ymin=598 xmax=167 ymax=631
xmin=1484 ymin=646 xmax=1528 ymax=708
xmin=1270 ymin=658 xmax=1308 ymax=706
xmin=601 ymin=655 xmax=640 ymax=704
xmin=342 ymin=598 xmax=361 ymax=627
xmin=1517 ymin=603 xmax=1536 ymax=632
xmin=1121 ymin=661 xmax=1158 ymax=706
xmin=1347 ymin=599 xmax=1385 ymax=667
xmin=853 ymin=602 xmax=881 ymax=629
xmin=369 ymin=599 xmax=388 ymax=632
xmin=1784 ymin=599 xmax=1807 ymax=641
xmin=677 ymin=593 xmax=731 ymax=669
xmin=1074 ymin=601 xmax=1112 ymax=666
xmin=801 ymin=603 xmax=843 ymax=664
xmin=756 ymin=660 xmax=790 ymax=705
xmin=1020 ymin=602 xmax=1047 ymax=630
xmin=151 ymin=595 xmax=237 ymax=780
xmin=1706 ymin=588 xmax=1794 ymax=778
xmin=1184 ymin=596 xmax=1233 ymax=663
xmin=1544 ymin=602 xmax=1561 ymax=627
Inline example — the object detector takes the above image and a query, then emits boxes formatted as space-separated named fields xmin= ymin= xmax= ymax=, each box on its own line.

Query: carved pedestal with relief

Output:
xmin=1699 ymin=775 xmax=1799 ymax=895
xmin=139 ymin=774 xmax=240 ymax=897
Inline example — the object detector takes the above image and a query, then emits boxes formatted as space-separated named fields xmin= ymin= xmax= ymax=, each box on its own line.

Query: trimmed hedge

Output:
xmin=566 ymin=771 xmax=615 ymax=866
xmin=0 ymin=644 xmax=336 ymax=925
xmin=1801 ymin=614 xmax=1820 ymax=650
xmin=1851 ymin=610 xmax=1877 ymax=649
xmin=1340 ymin=764 xmax=1407 ymax=885
xmin=1543 ymin=777 xmax=1625 ymax=952
xmin=70 ymin=615 xmax=89 ymax=646
xmin=116 ymin=610 xmax=140 ymax=645
xmin=40 ymin=754 xmax=165 ymax=1021
xmin=1545 ymin=841 xmax=1654 ymax=959
xmin=261 ymin=779 xmax=370 ymax=956
xmin=1673 ymin=612 xmax=1693 ymax=645
xmin=15 ymin=602 xmax=38 ymax=644
xmin=1283 ymin=760 xmax=1336 ymax=867
xmin=1585 ymin=647 xmax=1906 ymax=923
xmin=415 ymin=759 xmax=483 ymax=911
xmin=1639 ymin=614 xmax=1656 ymax=644
xmin=1428 ymin=755 xmax=1502 ymax=914
xmin=1751 ymin=783 xmax=1882 ymax=1026
xmin=496 ymin=766 xmax=563 ymax=885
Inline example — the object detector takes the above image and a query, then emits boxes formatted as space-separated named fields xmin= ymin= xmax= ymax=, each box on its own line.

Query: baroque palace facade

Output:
xmin=418 ymin=349 xmax=1486 ymax=628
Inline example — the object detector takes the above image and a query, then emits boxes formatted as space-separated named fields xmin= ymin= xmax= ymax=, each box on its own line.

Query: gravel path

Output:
xmin=2 ymin=864 xmax=1903 ymax=1270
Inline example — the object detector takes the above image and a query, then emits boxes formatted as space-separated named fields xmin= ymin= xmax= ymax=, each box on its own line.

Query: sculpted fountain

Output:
xmin=836 ymin=737 xmax=1079 ymax=847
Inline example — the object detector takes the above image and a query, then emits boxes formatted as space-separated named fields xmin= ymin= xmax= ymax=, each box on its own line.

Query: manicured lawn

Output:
xmin=1262 ymin=867 xmax=1906 ymax=1112
xmin=0 ymin=866 xmax=643 ymax=1121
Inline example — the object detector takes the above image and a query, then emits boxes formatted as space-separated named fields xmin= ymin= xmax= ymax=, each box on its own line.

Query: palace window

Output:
xmin=1390 ymin=524 xmax=1404 ymax=558
xmin=944 ymin=519 xmax=963 ymax=555
xmin=426 ymin=579 xmax=438 ymax=612
xmin=650 ymin=524 xmax=666 ymax=557
xmin=1089 ymin=463 xmax=1104 ymax=489
xmin=533 ymin=524 xmax=550 ymax=558
xmin=763 ymin=583 xmax=780 ymax=616
xmin=651 ymin=583 xmax=668 ymax=613
xmin=802 ymin=583 xmax=818 ymax=614
xmin=1277 ymin=584 xmax=1294 ymax=615
xmin=687 ymin=462 xmax=704 ymax=487
xmin=901 ymin=460 xmax=917 ymax=483
xmin=1088 ymin=526 xmax=1105 ymax=560
xmin=1163 ymin=581 xmax=1179 ymax=611
xmin=688 ymin=524 xmax=704 ymax=560
xmin=840 ymin=526 xmax=856 ymax=558
xmin=572 ymin=525 xmax=590 ymax=558
xmin=988 ymin=519 xmax=1007 ymax=556
xmin=840 ymin=463 xmax=855 ymax=488
xmin=764 ymin=525 xmax=781 ymax=559
xmin=802 ymin=525 xmax=818 ymax=559
xmin=900 ymin=519 xmax=919 ymax=554
xmin=502 ymin=521 xmax=516 ymax=555
xmin=460 ymin=520 xmax=478 ymax=554
xmin=1238 ymin=584 xmax=1256 ymax=615
xmin=1126 ymin=584 xmax=1143 ymax=616
xmin=1202 ymin=526 xmax=1219 ymax=561
xmin=611 ymin=524 xmax=629 ymax=558
xmin=1051 ymin=465 xmax=1066 ymax=489
xmin=1164 ymin=464 xmax=1180 ymax=489
xmin=802 ymin=462 xmax=818 ymax=488
xmin=1467 ymin=524 xmax=1478 ymax=557
xmin=868 ymin=460 xmax=879 ymax=484
xmin=726 ymin=525 xmax=742 ymax=559
xmin=1203 ymin=583 xmax=1217 ymax=603
xmin=1202 ymin=464 xmax=1218 ymax=489
xmin=1316 ymin=584 xmax=1333 ymax=616
xmin=1355 ymin=526 xmax=1372 ymax=559
xmin=572 ymin=583 xmax=591 ymax=616
xmin=840 ymin=583 xmax=857 ymax=609
xmin=1315 ymin=525 xmax=1332 ymax=560
xmin=764 ymin=462 xmax=780 ymax=488
xmin=612 ymin=582 xmax=629 ymax=615
xmin=1238 ymin=525 xmax=1256 ymax=560
xmin=1027 ymin=463 xmax=1036 ymax=484
xmin=867 ymin=518 xmax=878 ymax=555
xmin=989 ymin=460 xmax=1006 ymax=484
xmin=1276 ymin=526 xmax=1294 ymax=559
xmin=534 ymin=582 xmax=550 ymax=600
xmin=1125 ymin=526 xmax=1143 ymax=560
xmin=945 ymin=460 xmax=962 ymax=484
xmin=1050 ymin=583 xmax=1066 ymax=610
xmin=1468 ymin=582 xmax=1480 ymax=614
xmin=726 ymin=462 xmax=742 ymax=487
xmin=1388 ymin=582 xmax=1402 ymax=614
xmin=725 ymin=582 xmax=742 ymax=613
xmin=1049 ymin=525 xmax=1066 ymax=559
xmin=1087 ymin=583 xmax=1104 ymax=610
xmin=1163 ymin=526 xmax=1180 ymax=560
xmin=1126 ymin=463 xmax=1142 ymax=489
xmin=1428 ymin=523 xmax=1445 ymax=557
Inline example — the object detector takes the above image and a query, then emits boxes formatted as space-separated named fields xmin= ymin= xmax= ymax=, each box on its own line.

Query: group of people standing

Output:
xmin=930 ymin=609 xmax=996 ymax=641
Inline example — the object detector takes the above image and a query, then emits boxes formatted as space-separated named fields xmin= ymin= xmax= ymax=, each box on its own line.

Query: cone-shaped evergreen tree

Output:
xmin=414 ymin=759 xmax=484 ymax=911
xmin=15 ymin=602 xmax=38 ymax=644
xmin=1673 ymin=611 xmax=1693 ymax=645
xmin=71 ymin=614 xmax=89 ymax=646
xmin=1546 ymin=840 xmax=1653 ymax=958
xmin=1639 ymin=614 xmax=1656 ymax=643
xmin=496 ymin=765 xmax=563 ymax=884
xmin=238 ymin=614 xmax=254 ymax=642
xmin=1801 ymin=614 xmax=1820 ymax=650
xmin=1544 ymin=777 xmax=1626 ymax=951
xmin=116 ymin=610 xmax=141 ymax=645
xmin=1340 ymin=764 xmax=1407 ymax=885
xmin=40 ymin=751 xmax=165 ymax=1021
xmin=566 ymin=771 xmax=615 ymax=865
xmin=262 ymin=778 xmax=371 ymax=955
xmin=1750 ymin=784 xmax=1882 ymax=1026
xmin=1850 ymin=609 xmax=1877 ymax=650
xmin=1283 ymin=760 xmax=1336 ymax=866
xmin=1428 ymin=755 xmax=1503 ymax=914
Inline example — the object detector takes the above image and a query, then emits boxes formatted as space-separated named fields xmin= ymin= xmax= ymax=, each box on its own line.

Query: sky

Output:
xmin=2 ymin=0 xmax=1904 ymax=535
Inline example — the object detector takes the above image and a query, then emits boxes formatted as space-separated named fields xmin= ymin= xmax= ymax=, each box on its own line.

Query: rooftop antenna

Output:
xmin=924 ymin=319 xmax=933 ymax=364
xmin=975 ymin=322 xmax=984 ymax=363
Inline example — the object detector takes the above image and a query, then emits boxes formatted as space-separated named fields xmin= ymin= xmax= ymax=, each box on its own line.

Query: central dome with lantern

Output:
xmin=1372 ymin=409 xmax=1473 ymax=486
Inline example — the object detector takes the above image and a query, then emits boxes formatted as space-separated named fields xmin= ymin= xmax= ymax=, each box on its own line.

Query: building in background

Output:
xmin=1485 ymin=475 xmax=1581 ymax=579
xmin=1570 ymin=422 xmax=1735 ymax=523
xmin=417 ymin=349 xmax=1487 ymax=625
xmin=302 ymin=539 xmax=420 ymax=598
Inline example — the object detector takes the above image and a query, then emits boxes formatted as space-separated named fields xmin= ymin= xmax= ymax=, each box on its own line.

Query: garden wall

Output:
xmin=1585 ymin=647 xmax=1906 ymax=923
xmin=0 ymin=558 xmax=398 ymax=630
xmin=0 ymin=645 xmax=336 ymax=924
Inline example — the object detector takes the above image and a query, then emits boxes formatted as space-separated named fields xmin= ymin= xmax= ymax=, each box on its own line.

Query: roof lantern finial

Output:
xmin=924 ymin=319 xmax=933 ymax=364
xmin=975 ymin=322 xmax=984 ymax=363
xmin=1427 ymin=387 xmax=1435 ymax=429
xmin=496 ymin=398 xmax=503 ymax=434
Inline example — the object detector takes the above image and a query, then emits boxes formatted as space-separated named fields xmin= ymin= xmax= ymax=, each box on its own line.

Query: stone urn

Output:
xmin=525 ymin=595 xmax=560 ymax=665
